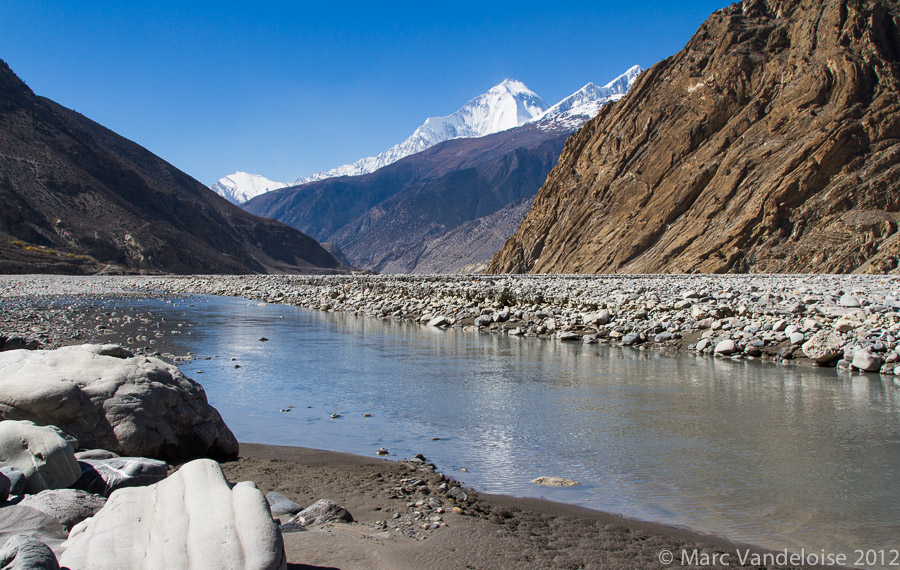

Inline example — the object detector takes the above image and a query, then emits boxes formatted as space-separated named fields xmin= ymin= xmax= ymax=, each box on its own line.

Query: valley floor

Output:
xmin=0 ymin=273 xmax=883 ymax=569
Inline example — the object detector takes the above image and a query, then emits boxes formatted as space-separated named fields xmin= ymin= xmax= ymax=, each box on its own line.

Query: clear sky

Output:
xmin=0 ymin=0 xmax=730 ymax=185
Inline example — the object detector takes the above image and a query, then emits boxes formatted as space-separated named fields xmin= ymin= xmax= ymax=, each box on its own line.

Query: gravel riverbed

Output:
xmin=4 ymin=273 xmax=900 ymax=374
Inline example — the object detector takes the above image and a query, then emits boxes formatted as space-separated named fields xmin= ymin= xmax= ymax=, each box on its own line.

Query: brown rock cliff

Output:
xmin=489 ymin=0 xmax=900 ymax=274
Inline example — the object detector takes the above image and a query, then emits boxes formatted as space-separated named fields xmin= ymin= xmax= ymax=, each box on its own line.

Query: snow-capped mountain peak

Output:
xmin=211 ymin=171 xmax=289 ymax=205
xmin=529 ymin=65 xmax=643 ymax=131
xmin=210 ymin=66 xmax=642 ymax=202
xmin=292 ymin=78 xmax=549 ymax=185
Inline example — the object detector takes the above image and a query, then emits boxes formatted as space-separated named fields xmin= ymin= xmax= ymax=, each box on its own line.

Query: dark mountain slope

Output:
xmin=0 ymin=59 xmax=344 ymax=274
xmin=244 ymin=124 xmax=570 ymax=273
xmin=490 ymin=0 xmax=900 ymax=274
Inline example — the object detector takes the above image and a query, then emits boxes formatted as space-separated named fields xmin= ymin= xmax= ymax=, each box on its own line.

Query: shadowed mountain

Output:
xmin=490 ymin=0 xmax=900 ymax=274
xmin=243 ymin=123 xmax=570 ymax=273
xmin=0 ymin=59 xmax=345 ymax=275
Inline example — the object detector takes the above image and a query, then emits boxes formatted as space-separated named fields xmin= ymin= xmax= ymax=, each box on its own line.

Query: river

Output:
xmin=130 ymin=294 xmax=900 ymax=563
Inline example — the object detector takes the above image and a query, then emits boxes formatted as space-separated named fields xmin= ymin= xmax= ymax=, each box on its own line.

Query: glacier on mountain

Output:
xmin=210 ymin=66 xmax=642 ymax=204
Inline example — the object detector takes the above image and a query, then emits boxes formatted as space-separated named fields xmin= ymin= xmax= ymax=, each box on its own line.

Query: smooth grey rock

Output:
xmin=0 ymin=344 xmax=238 ymax=462
xmin=0 ymin=506 xmax=67 ymax=559
xmin=789 ymin=332 xmax=805 ymax=345
xmin=0 ymin=534 xmax=59 ymax=570
xmin=654 ymin=332 xmax=674 ymax=343
xmin=474 ymin=315 xmax=493 ymax=327
xmin=557 ymin=331 xmax=580 ymax=341
xmin=714 ymin=339 xmax=737 ymax=355
xmin=622 ymin=333 xmax=642 ymax=346
xmin=19 ymin=489 xmax=106 ymax=532
xmin=291 ymin=499 xmax=353 ymax=526
xmin=695 ymin=338 xmax=710 ymax=352
xmin=0 ymin=467 xmax=26 ymax=496
xmin=840 ymin=295 xmax=862 ymax=308
xmin=0 ymin=421 xmax=81 ymax=493
xmin=744 ymin=345 xmax=762 ymax=357
xmin=60 ymin=459 xmax=286 ymax=570
xmin=427 ymin=316 xmax=449 ymax=328
xmin=852 ymin=350 xmax=883 ymax=372
xmin=73 ymin=457 xmax=168 ymax=497
xmin=74 ymin=450 xmax=119 ymax=461
xmin=266 ymin=491 xmax=302 ymax=517
xmin=801 ymin=330 xmax=844 ymax=363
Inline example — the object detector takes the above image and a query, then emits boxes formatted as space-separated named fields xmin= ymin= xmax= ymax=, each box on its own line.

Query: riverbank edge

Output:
xmin=230 ymin=442 xmax=849 ymax=570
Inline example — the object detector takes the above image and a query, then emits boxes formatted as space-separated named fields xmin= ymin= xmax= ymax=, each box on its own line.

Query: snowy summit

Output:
xmin=293 ymin=78 xmax=549 ymax=184
xmin=211 ymin=67 xmax=642 ymax=204
xmin=210 ymin=172 xmax=289 ymax=205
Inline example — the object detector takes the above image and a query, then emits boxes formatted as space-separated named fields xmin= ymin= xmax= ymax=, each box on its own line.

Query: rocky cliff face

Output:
xmin=490 ymin=0 xmax=900 ymax=274
xmin=0 ymin=59 xmax=344 ymax=275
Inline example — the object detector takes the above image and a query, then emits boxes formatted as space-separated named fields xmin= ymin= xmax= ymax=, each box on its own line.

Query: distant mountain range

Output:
xmin=242 ymin=66 xmax=641 ymax=273
xmin=212 ymin=66 xmax=642 ymax=205
xmin=0 ymin=59 xmax=346 ymax=275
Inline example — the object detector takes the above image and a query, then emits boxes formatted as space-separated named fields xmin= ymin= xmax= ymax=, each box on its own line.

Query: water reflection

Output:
xmin=138 ymin=296 xmax=899 ymax=564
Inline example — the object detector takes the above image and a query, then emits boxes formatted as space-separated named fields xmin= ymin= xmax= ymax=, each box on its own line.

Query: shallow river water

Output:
xmin=125 ymin=295 xmax=900 ymax=563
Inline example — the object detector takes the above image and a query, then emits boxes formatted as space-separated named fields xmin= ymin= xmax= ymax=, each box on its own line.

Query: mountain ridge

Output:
xmin=0 ymin=59 xmax=346 ymax=275
xmin=489 ymin=0 xmax=900 ymax=275
xmin=243 ymin=66 xmax=642 ymax=273
xmin=212 ymin=68 xmax=641 ymax=205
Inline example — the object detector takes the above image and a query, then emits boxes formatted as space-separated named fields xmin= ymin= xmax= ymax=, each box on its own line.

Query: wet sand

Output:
xmin=224 ymin=443 xmax=838 ymax=570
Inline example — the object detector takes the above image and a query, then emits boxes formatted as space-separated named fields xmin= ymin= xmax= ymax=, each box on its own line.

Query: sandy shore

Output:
xmin=225 ymin=443 xmax=820 ymax=570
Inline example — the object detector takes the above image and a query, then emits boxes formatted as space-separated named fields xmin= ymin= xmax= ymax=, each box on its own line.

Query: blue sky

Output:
xmin=1 ymin=1 xmax=729 ymax=184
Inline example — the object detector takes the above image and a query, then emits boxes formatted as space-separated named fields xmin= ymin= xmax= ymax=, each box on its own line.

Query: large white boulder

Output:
xmin=0 ymin=345 xmax=237 ymax=461
xmin=0 ymin=421 xmax=81 ymax=494
xmin=60 ymin=459 xmax=286 ymax=570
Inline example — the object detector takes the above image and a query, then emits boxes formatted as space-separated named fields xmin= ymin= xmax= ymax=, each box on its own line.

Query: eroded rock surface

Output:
xmin=0 ymin=345 xmax=237 ymax=462
xmin=60 ymin=459 xmax=286 ymax=570
xmin=0 ymin=421 xmax=81 ymax=493
xmin=490 ymin=0 xmax=900 ymax=274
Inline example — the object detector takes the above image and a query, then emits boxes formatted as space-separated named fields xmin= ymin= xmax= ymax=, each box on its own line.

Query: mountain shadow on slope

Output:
xmin=0 ymin=59 xmax=345 ymax=275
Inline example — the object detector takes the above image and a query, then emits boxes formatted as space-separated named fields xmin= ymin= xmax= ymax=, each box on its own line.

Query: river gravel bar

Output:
xmin=4 ymin=274 xmax=900 ymax=373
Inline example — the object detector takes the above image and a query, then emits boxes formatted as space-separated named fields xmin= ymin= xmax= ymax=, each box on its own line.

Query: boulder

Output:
xmin=427 ymin=316 xmax=449 ymax=328
xmin=0 ymin=534 xmax=59 ymax=570
xmin=19 ymin=490 xmax=106 ymax=532
xmin=60 ymin=459 xmax=286 ymax=570
xmin=0 ymin=344 xmax=238 ymax=462
xmin=622 ymin=332 xmax=642 ymax=346
xmin=73 ymin=457 xmax=168 ymax=497
xmin=714 ymin=339 xmax=737 ymax=355
xmin=265 ymin=491 xmax=302 ymax=517
xmin=474 ymin=315 xmax=493 ymax=327
xmin=0 ymin=467 xmax=26 ymax=496
xmin=557 ymin=331 xmax=580 ymax=341
xmin=0 ymin=421 xmax=81 ymax=493
xmin=0 ymin=506 xmax=67 ymax=560
xmin=801 ymin=330 xmax=845 ymax=363
xmin=852 ymin=350 xmax=883 ymax=373
xmin=291 ymin=499 xmax=353 ymax=526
